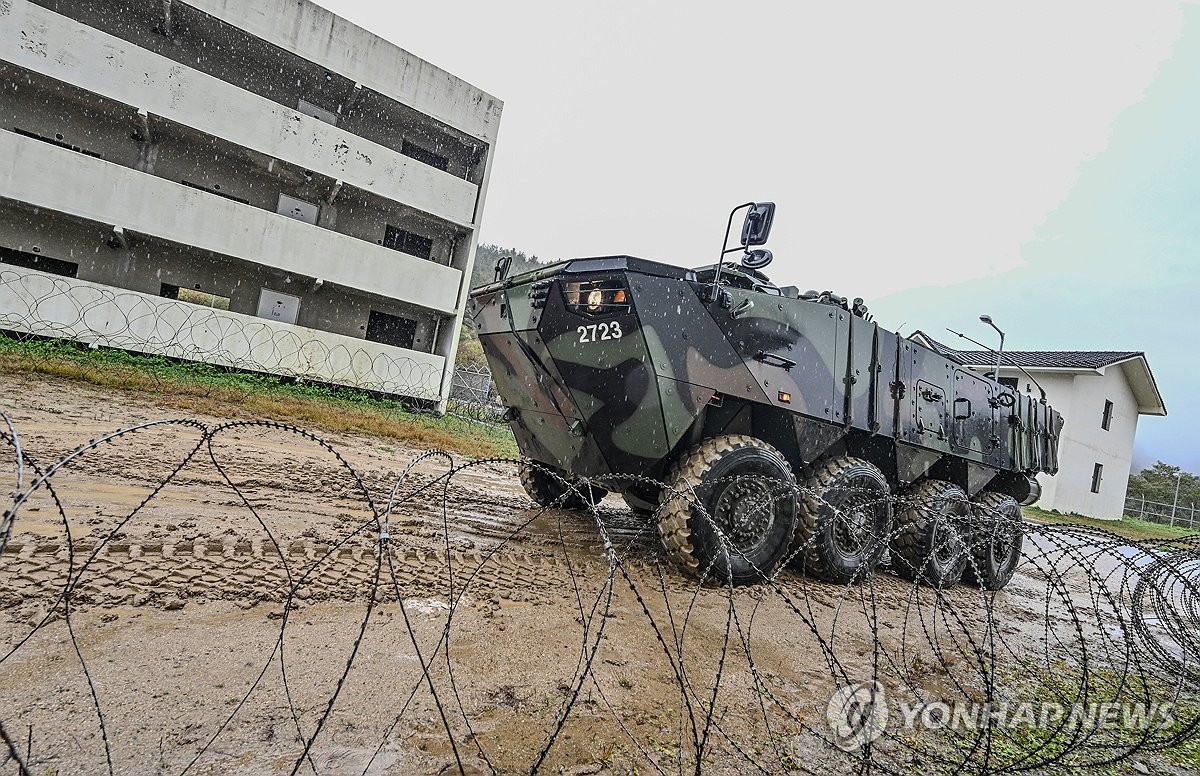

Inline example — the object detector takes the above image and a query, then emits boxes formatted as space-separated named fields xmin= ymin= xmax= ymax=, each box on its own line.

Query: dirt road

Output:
xmin=0 ymin=373 xmax=1180 ymax=775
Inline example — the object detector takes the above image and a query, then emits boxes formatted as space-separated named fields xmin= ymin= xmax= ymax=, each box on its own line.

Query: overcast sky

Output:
xmin=319 ymin=0 xmax=1199 ymax=474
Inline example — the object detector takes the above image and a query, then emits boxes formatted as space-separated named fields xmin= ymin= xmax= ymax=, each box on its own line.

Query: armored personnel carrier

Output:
xmin=468 ymin=203 xmax=1062 ymax=588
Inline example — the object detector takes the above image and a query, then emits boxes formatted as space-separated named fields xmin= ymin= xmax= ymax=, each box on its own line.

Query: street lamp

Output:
xmin=979 ymin=315 xmax=1006 ymax=381
xmin=1172 ymin=470 xmax=1184 ymax=525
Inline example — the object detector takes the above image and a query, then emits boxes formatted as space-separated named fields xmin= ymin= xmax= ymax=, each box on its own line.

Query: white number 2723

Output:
xmin=577 ymin=322 xmax=623 ymax=343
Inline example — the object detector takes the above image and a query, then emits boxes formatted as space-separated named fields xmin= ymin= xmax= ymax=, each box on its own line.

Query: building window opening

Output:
xmin=13 ymin=127 xmax=102 ymax=160
xmin=0 ymin=246 xmax=79 ymax=278
xmin=999 ymin=377 xmax=1018 ymax=390
xmin=1102 ymin=399 xmax=1114 ymax=431
xmin=1091 ymin=463 xmax=1104 ymax=494
xmin=382 ymin=225 xmax=434 ymax=260
xmin=161 ymin=283 xmax=231 ymax=311
xmin=365 ymin=310 xmax=417 ymax=350
xmin=400 ymin=140 xmax=449 ymax=172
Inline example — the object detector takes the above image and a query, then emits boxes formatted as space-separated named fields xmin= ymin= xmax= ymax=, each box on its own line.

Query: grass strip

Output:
xmin=1024 ymin=506 xmax=1200 ymax=542
xmin=0 ymin=336 xmax=517 ymax=459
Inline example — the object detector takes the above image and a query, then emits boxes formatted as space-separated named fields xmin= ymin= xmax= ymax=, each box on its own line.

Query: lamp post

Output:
xmin=979 ymin=315 xmax=1005 ymax=381
xmin=1171 ymin=470 xmax=1184 ymax=526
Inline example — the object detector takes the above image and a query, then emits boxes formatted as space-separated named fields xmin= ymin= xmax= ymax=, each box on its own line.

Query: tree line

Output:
xmin=1126 ymin=462 xmax=1200 ymax=509
xmin=469 ymin=243 xmax=546 ymax=291
xmin=457 ymin=244 xmax=547 ymax=365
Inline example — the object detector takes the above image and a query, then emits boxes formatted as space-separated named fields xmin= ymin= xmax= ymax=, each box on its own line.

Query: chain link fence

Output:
xmin=1126 ymin=493 xmax=1199 ymax=529
xmin=446 ymin=362 xmax=504 ymax=424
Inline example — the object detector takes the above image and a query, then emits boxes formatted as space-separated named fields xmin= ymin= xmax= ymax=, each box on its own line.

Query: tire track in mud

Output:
xmin=0 ymin=536 xmax=618 ymax=611
xmin=0 ymin=506 xmax=958 ymax=619
xmin=0 ymin=531 xmax=881 ymax=617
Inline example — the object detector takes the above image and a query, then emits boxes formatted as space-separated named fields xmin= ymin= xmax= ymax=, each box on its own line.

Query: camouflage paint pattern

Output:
xmin=468 ymin=256 xmax=1062 ymax=496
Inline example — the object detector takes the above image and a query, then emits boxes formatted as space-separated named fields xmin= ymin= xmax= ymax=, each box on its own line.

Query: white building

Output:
xmin=0 ymin=0 xmax=501 ymax=409
xmin=912 ymin=334 xmax=1167 ymax=520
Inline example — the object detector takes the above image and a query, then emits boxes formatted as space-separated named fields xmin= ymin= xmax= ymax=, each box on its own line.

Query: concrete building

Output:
xmin=0 ymin=0 xmax=501 ymax=408
xmin=912 ymin=334 xmax=1167 ymax=520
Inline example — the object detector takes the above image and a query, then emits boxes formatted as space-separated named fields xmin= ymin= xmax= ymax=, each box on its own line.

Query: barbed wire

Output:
xmin=0 ymin=265 xmax=513 ymax=430
xmin=0 ymin=267 xmax=455 ymax=403
xmin=1 ymin=409 xmax=1199 ymax=774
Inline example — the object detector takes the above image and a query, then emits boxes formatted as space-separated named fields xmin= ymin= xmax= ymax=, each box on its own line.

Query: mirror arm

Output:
xmin=710 ymin=202 xmax=756 ymax=302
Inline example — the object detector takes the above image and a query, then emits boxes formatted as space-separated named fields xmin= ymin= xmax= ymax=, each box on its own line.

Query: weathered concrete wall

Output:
xmin=0 ymin=63 xmax=455 ymax=266
xmin=0 ymin=266 xmax=446 ymax=399
xmin=329 ymin=186 xmax=457 ymax=267
xmin=1 ymin=0 xmax=501 ymax=409
xmin=0 ymin=64 xmax=141 ymax=166
xmin=0 ymin=201 xmax=442 ymax=350
xmin=0 ymin=130 xmax=462 ymax=315
xmin=0 ymin=0 xmax=478 ymax=227
xmin=27 ymin=0 xmax=488 ymax=181
xmin=185 ymin=0 xmax=503 ymax=143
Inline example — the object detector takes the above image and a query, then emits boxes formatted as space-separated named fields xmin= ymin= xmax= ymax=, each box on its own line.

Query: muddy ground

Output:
xmin=0 ymin=372 xmax=1172 ymax=775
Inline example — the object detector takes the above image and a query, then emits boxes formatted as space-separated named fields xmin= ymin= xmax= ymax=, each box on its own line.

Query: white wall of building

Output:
xmin=1005 ymin=367 xmax=1140 ymax=519
xmin=0 ymin=202 xmax=446 ymax=349
xmin=0 ymin=70 xmax=465 ymax=273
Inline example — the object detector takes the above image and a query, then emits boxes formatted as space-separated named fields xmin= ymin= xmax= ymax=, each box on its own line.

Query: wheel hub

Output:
xmin=831 ymin=486 xmax=879 ymax=558
xmin=713 ymin=477 xmax=779 ymax=552
xmin=933 ymin=521 xmax=964 ymax=565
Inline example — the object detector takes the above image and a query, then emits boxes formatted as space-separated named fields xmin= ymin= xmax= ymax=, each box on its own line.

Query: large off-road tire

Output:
xmin=790 ymin=456 xmax=892 ymax=584
xmin=520 ymin=464 xmax=607 ymax=510
xmin=658 ymin=435 xmax=797 ymax=586
xmin=964 ymin=492 xmax=1024 ymax=590
xmin=889 ymin=479 xmax=971 ymax=587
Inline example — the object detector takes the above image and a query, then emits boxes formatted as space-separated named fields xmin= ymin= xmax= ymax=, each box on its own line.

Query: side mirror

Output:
xmin=740 ymin=202 xmax=776 ymax=246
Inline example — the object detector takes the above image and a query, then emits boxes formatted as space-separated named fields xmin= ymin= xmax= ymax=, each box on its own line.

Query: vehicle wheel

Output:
xmin=889 ymin=479 xmax=971 ymax=587
xmin=791 ymin=456 xmax=892 ymax=584
xmin=964 ymin=492 xmax=1024 ymax=590
xmin=520 ymin=464 xmax=607 ymax=510
xmin=658 ymin=435 xmax=797 ymax=585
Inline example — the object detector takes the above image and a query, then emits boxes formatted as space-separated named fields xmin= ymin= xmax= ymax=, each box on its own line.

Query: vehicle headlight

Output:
xmin=562 ymin=279 xmax=630 ymax=317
